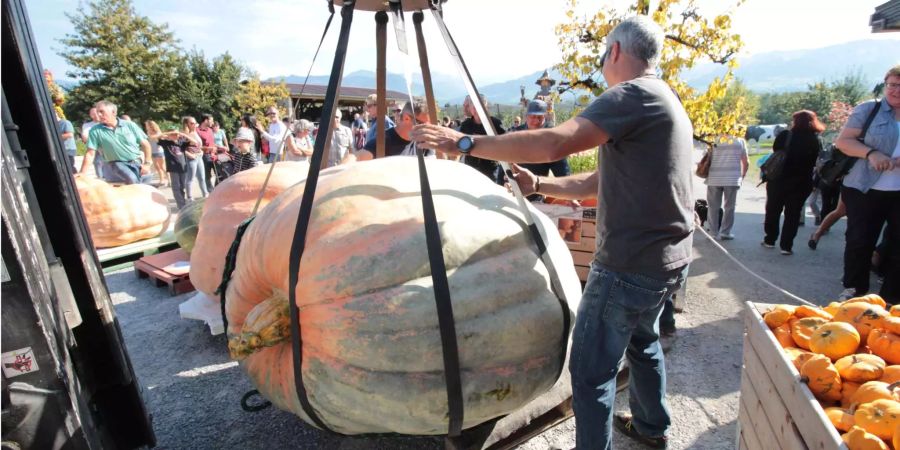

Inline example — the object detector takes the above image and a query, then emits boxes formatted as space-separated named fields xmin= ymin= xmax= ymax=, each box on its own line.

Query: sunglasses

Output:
xmin=599 ymin=42 xmax=614 ymax=69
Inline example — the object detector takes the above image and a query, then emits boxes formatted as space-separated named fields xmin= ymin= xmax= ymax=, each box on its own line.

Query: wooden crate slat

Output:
xmin=737 ymin=372 xmax=783 ymax=450
xmin=575 ymin=265 xmax=590 ymax=282
xmin=581 ymin=223 xmax=595 ymax=238
xmin=571 ymin=250 xmax=593 ymax=267
xmin=740 ymin=433 xmax=749 ymax=450
xmin=744 ymin=302 xmax=845 ymax=450
xmin=566 ymin=236 xmax=595 ymax=252
xmin=739 ymin=400 xmax=765 ymax=450
xmin=742 ymin=343 xmax=808 ymax=450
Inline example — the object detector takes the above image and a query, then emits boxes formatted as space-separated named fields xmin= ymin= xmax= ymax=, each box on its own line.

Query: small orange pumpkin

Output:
xmin=784 ymin=347 xmax=816 ymax=372
xmin=868 ymin=329 xmax=900 ymax=365
xmin=796 ymin=305 xmax=835 ymax=320
xmin=881 ymin=366 xmax=900 ymax=384
xmin=774 ymin=322 xmax=796 ymax=348
xmin=843 ymin=381 xmax=863 ymax=408
xmin=764 ymin=304 xmax=796 ymax=329
xmin=834 ymin=303 xmax=888 ymax=341
xmin=844 ymin=294 xmax=888 ymax=309
xmin=893 ymin=422 xmax=900 ymax=450
xmin=791 ymin=317 xmax=831 ymax=350
xmin=850 ymin=381 xmax=900 ymax=405
xmin=827 ymin=406 xmax=856 ymax=432
xmin=801 ymin=354 xmax=843 ymax=402
xmin=836 ymin=354 xmax=887 ymax=383
xmin=890 ymin=305 xmax=900 ymax=317
xmin=854 ymin=399 xmax=900 ymax=440
xmin=883 ymin=316 xmax=900 ymax=335
xmin=810 ymin=322 xmax=861 ymax=360
xmin=842 ymin=425 xmax=890 ymax=450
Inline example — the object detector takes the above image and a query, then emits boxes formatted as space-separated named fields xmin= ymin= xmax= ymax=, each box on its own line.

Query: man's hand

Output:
xmin=411 ymin=124 xmax=464 ymax=156
xmin=508 ymin=163 xmax=537 ymax=196
xmin=140 ymin=163 xmax=150 ymax=176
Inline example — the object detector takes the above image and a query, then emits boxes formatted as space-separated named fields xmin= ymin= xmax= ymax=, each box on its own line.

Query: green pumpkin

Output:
xmin=173 ymin=199 xmax=205 ymax=254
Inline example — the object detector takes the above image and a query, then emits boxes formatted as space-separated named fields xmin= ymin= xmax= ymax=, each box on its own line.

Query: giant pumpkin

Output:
xmin=224 ymin=158 xmax=582 ymax=435
xmin=75 ymin=176 xmax=171 ymax=248
xmin=189 ymin=162 xmax=311 ymax=297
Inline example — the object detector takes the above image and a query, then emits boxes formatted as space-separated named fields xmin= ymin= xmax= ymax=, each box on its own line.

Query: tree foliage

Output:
xmin=232 ymin=75 xmax=290 ymax=127
xmin=176 ymin=50 xmax=245 ymax=130
xmin=43 ymin=69 xmax=67 ymax=119
xmin=59 ymin=0 xmax=183 ymax=122
xmin=555 ymin=0 xmax=747 ymax=142
xmin=756 ymin=71 xmax=872 ymax=127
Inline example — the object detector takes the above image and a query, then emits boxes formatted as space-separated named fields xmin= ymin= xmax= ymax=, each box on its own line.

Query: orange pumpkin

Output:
xmin=784 ymin=347 xmax=816 ymax=372
xmin=890 ymin=305 xmax=900 ymax=317
xmin=189 ymin=162 xmax=312 ymax=297
xmin=791 ymin=317 xmax=830 ymax=350
xmin=801 ymin=354 xmax=843 ymax=402
xmin=773 ymin=323 xmax=796 ymax=348
xmin=810 ymin=322 xmax=861 ymax=360
xmin=882 ymin=316 xmax=900 ymax=335
xmin=827 ymin=406 xmax=856 ymax=432
xmin=796 ymin=305 xmax=834 ymax=320
xmin=868 ymin=329 xmax=900 ymax=365
xmin=222 ymin=159 xmax=584 ymax=434
xmin=842 ymin=425 xmax=890 ymax=450
xmin=834 ymin=302 xmax=887 ymax=341
xmin=843 ymin=381 xmax=862 ymax=408
xmin=845 ymin=294 xmax=888 ymax=309
xmin=826 ymin=302 xmax=844 ymax=317
xmin=893 ymin=422 xmax=900 ymax=450
xmin=74 ymin=177 xmax=171 ymax=248
xmin=764 ymin=304 xmax=796 ymax=329
xmin=854 ymin=399 xmax=900 ymax=440
xmin=881 ymin=366 xmax=900 ymax=384
xmin=836 ymin=354 xmax=886 ymax=383
xmin=850 ymin=381 xmax=900 ymax=405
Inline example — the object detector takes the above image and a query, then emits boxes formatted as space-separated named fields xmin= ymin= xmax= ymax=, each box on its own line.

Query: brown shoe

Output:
xmin=613 ymin=413 xmax=668 ymax=449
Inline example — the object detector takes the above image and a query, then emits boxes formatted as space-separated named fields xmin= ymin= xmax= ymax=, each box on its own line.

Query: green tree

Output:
xmin=58 ymin=0 xmax=184 ymax=122
xmin=713 ymin=78 xmax=759 ymax=126
xmin=232 ymin=75 xmax=290 ymax=127
xmin=176 ymin=50 xmax=245 ymax=131
xmin=555 ymin=0 xmax=747 ymax=142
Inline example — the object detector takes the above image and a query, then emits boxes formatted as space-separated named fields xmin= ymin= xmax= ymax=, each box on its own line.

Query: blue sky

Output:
xmin=27 ymin=0 xmax=900 ymax=86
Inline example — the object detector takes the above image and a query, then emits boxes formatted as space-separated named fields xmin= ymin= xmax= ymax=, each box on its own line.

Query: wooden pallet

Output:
xmin=134 ymin=248 xmax=195 ymax=296
xmin=739 ymin=302 xmax=845 ymax=450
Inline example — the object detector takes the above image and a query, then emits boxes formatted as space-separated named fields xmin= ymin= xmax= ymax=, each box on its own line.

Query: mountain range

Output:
xmin=271 ymin=39 xmax=899 ymax=105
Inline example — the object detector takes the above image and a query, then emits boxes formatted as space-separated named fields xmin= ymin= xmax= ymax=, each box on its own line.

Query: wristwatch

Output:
xmin=456 ymin=135 xmax=475 ymax=154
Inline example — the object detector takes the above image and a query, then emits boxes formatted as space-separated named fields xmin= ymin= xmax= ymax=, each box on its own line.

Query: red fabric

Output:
xmin=196 ymin=126 xmax=216 ymax=154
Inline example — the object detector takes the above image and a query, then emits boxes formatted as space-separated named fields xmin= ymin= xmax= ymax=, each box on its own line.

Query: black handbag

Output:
xmin=816 ymin=100 xmax=882 ymax=188
xmin=759 ymin=131 xmax=791 ymax=185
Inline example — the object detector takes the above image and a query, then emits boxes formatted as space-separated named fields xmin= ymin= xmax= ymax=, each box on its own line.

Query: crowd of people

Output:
xmin=700 ymin=65 xmax=899 ymax=309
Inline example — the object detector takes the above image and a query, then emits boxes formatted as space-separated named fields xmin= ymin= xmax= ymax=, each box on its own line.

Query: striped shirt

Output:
xmin=706 ymin=139 xmax=747 ymax=187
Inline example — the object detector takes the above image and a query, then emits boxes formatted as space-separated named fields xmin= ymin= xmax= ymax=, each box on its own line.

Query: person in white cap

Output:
xmin=230 ymin=127 xmax=259 ymax=174
xmin=256 ymin=106 xmax=290 ymax=164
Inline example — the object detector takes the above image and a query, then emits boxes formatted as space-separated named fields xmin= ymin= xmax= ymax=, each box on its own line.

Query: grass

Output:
xmin=747 ymin=152 xmax=770 ymax=184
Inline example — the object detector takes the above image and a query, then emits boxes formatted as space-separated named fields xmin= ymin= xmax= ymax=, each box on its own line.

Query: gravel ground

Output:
xmin=105 ymin=151 xmax=857 ymax=449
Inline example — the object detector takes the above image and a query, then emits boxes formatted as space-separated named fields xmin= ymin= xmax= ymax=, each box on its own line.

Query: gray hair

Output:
xmin=401 ymin=98 xmax=428 ymax=119
xmin=608 ymin=16 xmax=665 ymax=68
xmin=94 ymin=100 xmax=118 ymax=114
xmin=293 ymin=119 xmax=313 ymax=133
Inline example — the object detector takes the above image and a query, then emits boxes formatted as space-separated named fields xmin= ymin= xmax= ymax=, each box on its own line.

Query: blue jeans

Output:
xmin=570 ymin=263 xmax=688 ymax=449
xmin=102 ymin=160 xmax=141 ymax=184
xmin=184 ymin=158 xmax=208 ymax=200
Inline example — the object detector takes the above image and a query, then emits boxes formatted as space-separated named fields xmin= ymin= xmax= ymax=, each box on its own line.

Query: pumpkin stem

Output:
xmin=889 ymin=381 xmax=900 ymax=391
xmin=228 ymin=294 xmax=291 ymax=360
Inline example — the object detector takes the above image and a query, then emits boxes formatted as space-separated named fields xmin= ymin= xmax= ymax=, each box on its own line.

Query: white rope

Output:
xmin=695 ymin=225 xmax=817 ymax=307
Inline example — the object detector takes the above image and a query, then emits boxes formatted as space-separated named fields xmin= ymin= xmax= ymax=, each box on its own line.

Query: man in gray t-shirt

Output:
xmin=411 ymin=16 xmax=692 ymax=449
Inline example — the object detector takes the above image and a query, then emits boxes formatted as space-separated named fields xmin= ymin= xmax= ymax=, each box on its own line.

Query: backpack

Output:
xmin=758 ymin=131 xmax=791 ymax=185
xmin=815 ymin=100 xmax=882 ymax=188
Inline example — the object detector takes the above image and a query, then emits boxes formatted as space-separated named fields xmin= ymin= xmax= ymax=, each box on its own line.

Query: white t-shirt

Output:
xmin=81 ymin=120 xmax=98 ymax=142
xmin=870 ymin=122 xmax=900 ymax=192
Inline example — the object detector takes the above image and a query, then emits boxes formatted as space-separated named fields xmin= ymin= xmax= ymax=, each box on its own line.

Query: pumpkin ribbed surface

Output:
xmin=189 ymin=162 xmax=311 ymax=296
xmin=224 ymin=159 xmax=582 ymax=435
xmin=75 ymin=177 xmax=171 ymax=248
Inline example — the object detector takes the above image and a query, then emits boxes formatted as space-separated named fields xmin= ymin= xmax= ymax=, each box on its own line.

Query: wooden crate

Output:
xmin=740 ymin=302 xmax=846 ymax=450
xmin=532 ymin=203 xmax=596 ymax=283
xmin=134 ymin=248 xmax=195 ymax=296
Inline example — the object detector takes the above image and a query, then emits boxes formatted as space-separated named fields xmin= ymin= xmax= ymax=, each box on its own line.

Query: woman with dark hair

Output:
xmin=834 ymin=64 xmax=900 ymax=303
xmin=762 ymin=110 xmax=825 ymax=255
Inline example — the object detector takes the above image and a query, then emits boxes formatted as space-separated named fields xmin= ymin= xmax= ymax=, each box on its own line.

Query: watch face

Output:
xmin=458 ymin=136 xmax=473 ymax=153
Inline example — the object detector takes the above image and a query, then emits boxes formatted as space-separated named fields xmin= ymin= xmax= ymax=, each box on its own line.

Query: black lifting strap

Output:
xmin=415 ymin=149 xmax=464 ymax=437
xmin=284 ymin=0 xmax=355 ymax=434
xmin=390 ymin=3 xmax=464 ymax=437
xmin=216 ymin=216 xmax=256 ymax=340
xmin=428 ymin=4 xmax=572 ymax=378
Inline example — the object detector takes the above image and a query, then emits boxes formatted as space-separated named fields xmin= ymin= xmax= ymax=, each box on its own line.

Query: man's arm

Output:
xmin=412 ymin=116 xmax=608 ymax=163
xmin=740 ymin=140 xmax=749 ymax=179
xmin=140 ymin=139 xmax=152 ymax=163
xmin=80 ymin=149 xmax=96 ymax=174
xmin=510 ymin=164 xmax=598 ymax=200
